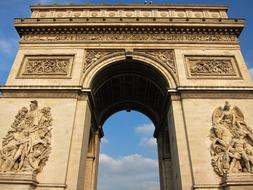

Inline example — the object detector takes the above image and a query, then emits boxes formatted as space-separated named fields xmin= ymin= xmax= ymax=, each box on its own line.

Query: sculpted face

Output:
xmin=30 ymin=101 xmax=38 ymax=111
xmin=224 ymin=101 xmax=231 ymax=111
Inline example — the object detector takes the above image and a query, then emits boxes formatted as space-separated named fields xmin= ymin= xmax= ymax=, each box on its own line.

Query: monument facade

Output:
xmin=0 ymin=4 xmax=253 ymax=190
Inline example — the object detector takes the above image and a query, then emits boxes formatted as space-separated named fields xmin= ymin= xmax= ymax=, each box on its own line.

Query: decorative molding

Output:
xmin=18 ymin=55 xmax=74 ymax=78
xmin=221 ymin=173 xmax=253 ymax=187
xmin=185 ymin=56 xmax=241 ymax=79
xmin=180 ymin=92 xmax=253 ymax=99
xmin=20 ymin=33 xmax=238 ymax=44
xmin=210 ymin=101 xmax=253 ymax=176
xmin=0 ymin=172 xmax=38 ymax=186
xmin=30 ymin=6 xmax=228 ymax=19
xmin=0 ymin=100 xmax=53 ymax=174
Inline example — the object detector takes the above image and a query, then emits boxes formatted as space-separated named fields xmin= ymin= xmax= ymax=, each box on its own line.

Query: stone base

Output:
xmin=221 ymin=173 xmax=253 ymax=190
xmin=0 ymin=171 xmax=38 ymax=190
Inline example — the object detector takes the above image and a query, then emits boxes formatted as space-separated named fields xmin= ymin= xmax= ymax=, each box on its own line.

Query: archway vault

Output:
xmin=89 ymin=58 xmax=171 ymax=130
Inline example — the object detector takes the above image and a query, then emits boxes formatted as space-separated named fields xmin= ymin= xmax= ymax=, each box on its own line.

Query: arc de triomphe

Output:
xmin=0 ymin=4 xmax=253 ymax=190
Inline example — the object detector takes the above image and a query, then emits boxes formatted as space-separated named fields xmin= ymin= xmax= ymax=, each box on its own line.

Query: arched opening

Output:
xmin=91 ymin=60 xmax=169 ymax=128
xmin=85 ymin=60 xmax=173 ymax=190
xmin=98 ymin=110 xmax=159 ymax=190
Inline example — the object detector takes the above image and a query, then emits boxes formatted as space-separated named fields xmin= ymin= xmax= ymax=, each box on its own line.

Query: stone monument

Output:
xmin=0 ymin=3 xmax=253 ymax=190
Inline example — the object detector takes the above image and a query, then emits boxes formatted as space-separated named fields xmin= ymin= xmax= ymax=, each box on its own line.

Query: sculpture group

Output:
xmin=0 ymin=101 xmax=52 ymax=174
xmin=210 ymin=101 xmax=253 ymax=176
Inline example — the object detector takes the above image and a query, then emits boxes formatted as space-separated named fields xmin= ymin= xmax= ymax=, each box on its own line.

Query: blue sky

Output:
xmin=0 ymin=1 xmax=253 ymax=190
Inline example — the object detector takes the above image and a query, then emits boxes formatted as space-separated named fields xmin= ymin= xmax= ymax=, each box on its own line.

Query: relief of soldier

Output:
xmin=210 ymin=101 xmax=253 ymax=176
xmin=0 ymin=100 xmax=52 ymax=174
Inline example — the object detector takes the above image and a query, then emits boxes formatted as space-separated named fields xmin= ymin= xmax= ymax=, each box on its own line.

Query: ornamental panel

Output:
xmin=18 ymin=55 xmax=74 ymax=78
xmin=185 ymin=55 xmax=241 ymax=79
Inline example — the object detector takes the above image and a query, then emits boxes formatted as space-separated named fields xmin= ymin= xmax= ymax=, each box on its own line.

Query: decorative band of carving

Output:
xmin=185 ymin=56 xmax=241 ymax=79
xmin=18 ymin=55 xmax=74 ymax=78
xmin=20 ymin=33 xmax=237 ymax=44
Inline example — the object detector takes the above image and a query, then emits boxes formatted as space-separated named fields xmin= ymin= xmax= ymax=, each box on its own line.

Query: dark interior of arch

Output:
xmin=91 ymin=60 xmax=170 ymax=129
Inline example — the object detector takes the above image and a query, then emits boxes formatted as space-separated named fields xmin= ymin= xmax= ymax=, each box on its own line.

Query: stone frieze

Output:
xmin=20 ymin=33 xmax=237 ymax=43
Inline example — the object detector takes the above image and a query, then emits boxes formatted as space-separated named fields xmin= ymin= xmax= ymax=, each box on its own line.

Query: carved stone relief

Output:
xmin=18 ymin=55 xmax=74 ymax=78
xmin=138 ymin=50 xmax=176 ymax=73
xmin=210 ymin=101 xmax=253 ymax=176
xmin=84 ymin=50 xmax=115 ymax=71
xmin=21 ymin=33 xmax=237 ymax=43
xmin=0 ymin=100 xmax=53 ymax=174
xmin=185 ymin=56 xmax=241 ymax=79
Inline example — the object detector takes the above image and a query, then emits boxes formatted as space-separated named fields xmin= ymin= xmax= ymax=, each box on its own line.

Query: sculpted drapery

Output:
xmin=0 ymin=100 xmax=52 ymax=174
xmin=210 ymin=101 xmax=253 ymax=176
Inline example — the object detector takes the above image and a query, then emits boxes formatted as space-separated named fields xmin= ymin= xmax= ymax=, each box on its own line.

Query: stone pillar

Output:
xmin=65 ymin=95 xmax=92 ymax=190
xmin=84 ymin=129 xmax=100 ymax=190
xmin=168 ymin=95 xmax=193 ymax=190
xmin=157 ymin=123 xmax=173 ymax=190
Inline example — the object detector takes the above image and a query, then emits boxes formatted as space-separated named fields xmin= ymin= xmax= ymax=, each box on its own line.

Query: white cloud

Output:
xmin=98 ymin=153 xmax=159 ymax=190
xmin=135 ymin=123 xmax=155 ymax=136
xmin=135 ymin=123 xmax=157 ymax=149
xmin=101 ymin=137 xmax=109 ymax=144
xmin=249 ymin=67 xmax=253 ymax=80
xmin=139 ymin=137 xmax=157 ymax=148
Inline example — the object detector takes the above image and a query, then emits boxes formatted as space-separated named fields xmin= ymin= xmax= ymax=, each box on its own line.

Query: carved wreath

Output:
xmin=210 ymin=101 xmax=253 ymax=176
xmin=0 ymin=100 xmax=53 ymax=174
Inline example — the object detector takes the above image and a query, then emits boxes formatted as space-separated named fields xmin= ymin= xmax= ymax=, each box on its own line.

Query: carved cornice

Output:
xmin=1 ymin=85 xmax=253 ymax=99
xmin=176 ymin=86 xmax=253 ymax=99
xmin=166 ymin=86 xmax=253 ymax=99
xmin=15 ymin=18 xmax=243 ymax=43
xmin=180 ymin=91 xmax=253 ymax=99
xmin=0 ymin=86 xmax=89 ymax=99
